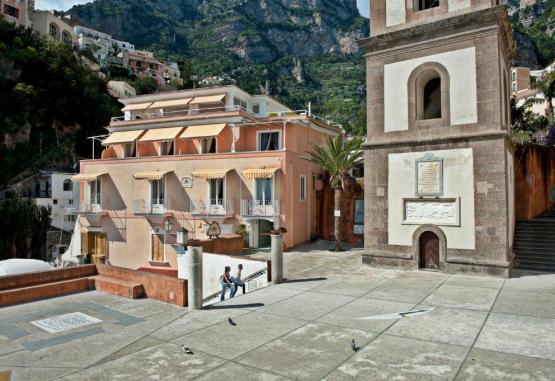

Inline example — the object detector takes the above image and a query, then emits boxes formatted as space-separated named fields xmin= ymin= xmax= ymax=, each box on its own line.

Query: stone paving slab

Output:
xmin=194 ymin=361 xmax=292 ymax=381
xmin=151 ymin=306 xmax=250 ymax=341
xmin=455 ymin=348 xmax=555 ymax=381
xmin=475 ymin=313 xmax=555 ymax=360
xmin=173 ymin=311 xmax=306 ymax=360
xmin=444 ymin=275 xmax=505 ymax=289
xmin=237 ymin=322 xmax=376 ymax=380
xmin=58 ymin=342 xmax=225 ymax=381
xmin=324 ymin=334 xmax=468 ymax=380
xmin=421 ymin=284 xmax=500 ymax=311
xmin=386 ymin=306 xmax=488 ymax=347
xmin=363 ymin=277 xmax=445 ymax=303
xmin=258 ymin=291 xmax=355 ymax=321
xmin=311 ymin=277 xmax=389 ymax=297
xmin=0 ymin=366 xmax=78 ymax=381
xmin=492 ymin=289 xmax=555 ymax=319
xmin=316 ymin=298 xmax=416 ymax=333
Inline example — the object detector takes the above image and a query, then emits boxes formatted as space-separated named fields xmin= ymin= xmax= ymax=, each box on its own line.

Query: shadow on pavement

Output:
xmin=284 ymin=277 xmax=328 ymax=283
xmin=203 ymin=303 xmax=265 ymax=310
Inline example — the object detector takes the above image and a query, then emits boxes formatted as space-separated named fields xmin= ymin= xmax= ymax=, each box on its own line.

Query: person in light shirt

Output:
xmin=230 ymin=264 xmax=245 ymax=297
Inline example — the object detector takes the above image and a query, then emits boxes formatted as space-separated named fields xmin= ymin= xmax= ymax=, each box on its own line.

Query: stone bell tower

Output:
xmin=360 ymin=0 xmax=516 ymax=276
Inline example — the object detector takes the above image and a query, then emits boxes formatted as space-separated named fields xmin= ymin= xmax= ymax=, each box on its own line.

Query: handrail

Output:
xmin=202 ymin=269 xmax=268 ymax=303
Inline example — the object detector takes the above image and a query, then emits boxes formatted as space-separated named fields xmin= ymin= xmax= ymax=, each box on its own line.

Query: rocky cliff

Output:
xmin=68 ymin=0 xmax=367 ymax=64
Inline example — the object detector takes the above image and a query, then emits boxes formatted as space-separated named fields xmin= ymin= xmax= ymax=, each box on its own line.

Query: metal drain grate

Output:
xmin=31 ymin=312 xmax=102 ymax=334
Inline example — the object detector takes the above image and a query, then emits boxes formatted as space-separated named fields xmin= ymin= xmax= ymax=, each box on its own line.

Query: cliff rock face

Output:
xmin=68 ymin=0 xmax=367 ymax=64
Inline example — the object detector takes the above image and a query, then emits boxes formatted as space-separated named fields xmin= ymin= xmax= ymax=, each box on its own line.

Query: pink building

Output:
xmin=1 ymin=0 xmax=32 ymax=27
xmin=72 ymin=86 xmax=341 ymax=270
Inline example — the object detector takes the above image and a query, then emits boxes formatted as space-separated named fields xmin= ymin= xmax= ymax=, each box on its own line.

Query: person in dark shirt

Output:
xmin=220 ymin=266 xmax=235 ymax=301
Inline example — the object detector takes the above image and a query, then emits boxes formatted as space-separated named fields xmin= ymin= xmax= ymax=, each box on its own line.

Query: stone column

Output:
xmin=270 ymin=231 xmax=283 ymax=284
xmin=187 ymin=241 xmax=203 ymax=310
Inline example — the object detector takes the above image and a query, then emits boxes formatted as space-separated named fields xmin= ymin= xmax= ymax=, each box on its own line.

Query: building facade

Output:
xmin=30 ymin=10 xmax=75 ymax=45
xmin=72 ymin=86 xmax=340 ymax=270
xmin=0 ymin=0 xmax=33 ymax=27
xmin=511 ymin=67 xmax=531 ymax=93
xmin=361 ymin=0 xmax=515 ymax=276
xmin=74 ymin=25 xmax=135 ymax=68
xmin=107 ymin=80 xmax=136 ymax=99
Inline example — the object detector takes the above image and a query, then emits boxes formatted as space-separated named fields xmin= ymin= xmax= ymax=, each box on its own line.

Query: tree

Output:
xmin=132 ymin=76 xmax=158 ymax=95
xmin=305 ymin=134 xmax=364 ymax=251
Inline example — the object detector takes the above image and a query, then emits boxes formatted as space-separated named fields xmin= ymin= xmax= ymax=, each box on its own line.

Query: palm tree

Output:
xmin=306 ymin=134 xmax=364 ymax=251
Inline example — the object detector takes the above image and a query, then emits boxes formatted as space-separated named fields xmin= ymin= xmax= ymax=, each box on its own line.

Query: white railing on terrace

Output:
xmin=190 ymin=199 xmax=234 ymax=216
xmin=111 ymin=105 xmax=247 ymax=122
xmin=78 ymin=202 xmax=103 ymax=214
xmin=240 ymin=199 xmax=280 ymax=217
xmin=132 ymin=199 xmax=165 ymax=215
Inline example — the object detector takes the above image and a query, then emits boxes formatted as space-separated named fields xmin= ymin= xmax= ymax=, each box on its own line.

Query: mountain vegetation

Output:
xmin=68 ymin=0 xmax=368 ymax=134
xmin=0 ymin=19 xmax=120 ymax=186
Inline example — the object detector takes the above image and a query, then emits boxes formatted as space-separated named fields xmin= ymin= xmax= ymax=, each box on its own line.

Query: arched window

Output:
xmin=63 ymin=179 xmax=73 ymax=192
xmin=417 ymin=70 xmax=442 ymax=120
xmin=62 ymin=31 xmax=72 ymax=45
xmin=49 ymin=23 xmax=59 ymax=39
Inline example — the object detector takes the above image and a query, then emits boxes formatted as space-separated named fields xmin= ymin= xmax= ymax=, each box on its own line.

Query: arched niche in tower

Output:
xmin=407 ymin=62 xmax=451 ymax=128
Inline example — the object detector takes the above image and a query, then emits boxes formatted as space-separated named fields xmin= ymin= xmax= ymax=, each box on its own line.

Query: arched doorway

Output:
xmin=419 ymin=231 xmax=439 ymax=269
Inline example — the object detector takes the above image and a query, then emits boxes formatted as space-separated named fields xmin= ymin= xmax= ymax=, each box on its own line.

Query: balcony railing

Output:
xmin=79 ymin=202 xmax=103 ymax=214
xmin=133 ymin=200 xmax=165 ymax=215
xmin=111 ymin=104 xmax=247 ymax=123
xmin=240 ymin=199 xmax=280 ymax=217
xmin=190 ymin=199 xmax=234 ymax=217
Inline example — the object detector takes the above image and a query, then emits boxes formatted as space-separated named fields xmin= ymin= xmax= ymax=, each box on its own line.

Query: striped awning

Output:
xmin=242 ymin=167 xmax=280 ymax=179
xmin=180 ymin=123 xmax=227 ymax=139
xmin=72 ymin=173 xmax=106 ymax=181
xmin=121 ymin=102 xmax=153 ymax=112
xmin=133 ymin=171 xmax=169 ymax=180
xmin=102 ymin=130 xmax=144 ymax=145
xmin=189 ymin=94 xmax=226 ymax=105
xmin=148 ymin=98 xmax=192 ymax=109
xmin=139 ymin=127 xmax=183 ymax=142
xmin=191 ymin=169 xmax=231 ymax=179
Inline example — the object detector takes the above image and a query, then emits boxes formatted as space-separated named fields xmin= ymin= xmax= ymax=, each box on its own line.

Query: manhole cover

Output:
xmin=31 ymin=312 xmax=102 ymax=334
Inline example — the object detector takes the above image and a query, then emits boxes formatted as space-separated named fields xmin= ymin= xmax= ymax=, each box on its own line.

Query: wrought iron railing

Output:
xmin=240 ymin=199 xmax=280 ymax=217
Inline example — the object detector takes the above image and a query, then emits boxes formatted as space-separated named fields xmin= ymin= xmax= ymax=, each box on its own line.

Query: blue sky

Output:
xmin=36 ymin=0 xmax=370 ymax=17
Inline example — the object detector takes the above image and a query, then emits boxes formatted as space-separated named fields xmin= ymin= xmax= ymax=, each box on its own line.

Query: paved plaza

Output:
xmin=1 ymin=243 xmax=555 ymax=380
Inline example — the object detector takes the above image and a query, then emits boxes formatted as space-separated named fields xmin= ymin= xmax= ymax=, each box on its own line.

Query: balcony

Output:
xmin=79 ymin=202 xmax=103 ymax=214
xmin=110 ymin=104 xmax=246 ymax=124
xmin=133 ymin=200 xmax=166 ymax=215
xmin=241 ymin=199 xmax=280 ymax=218
xmin=190 ymin=199 xmax=234 ymax=217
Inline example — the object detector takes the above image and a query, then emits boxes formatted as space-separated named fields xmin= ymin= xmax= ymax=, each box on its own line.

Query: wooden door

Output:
xmin=151 ymin=234 xmax=164 ymax=262
xmin=91 ymin=233 xmax=107 ymax=264
xmin=419 ymin=231 xmax=439 ymax=270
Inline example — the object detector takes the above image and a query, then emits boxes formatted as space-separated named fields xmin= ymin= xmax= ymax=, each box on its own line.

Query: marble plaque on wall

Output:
xmin=416 ymin=153 xmax=443 ymax=197
xmin=404 ymin=199 xmax=459 ymax=226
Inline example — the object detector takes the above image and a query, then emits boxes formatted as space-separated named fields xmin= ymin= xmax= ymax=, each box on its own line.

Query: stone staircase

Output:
xmin=513 ymin=207 xmax=555 ymax=273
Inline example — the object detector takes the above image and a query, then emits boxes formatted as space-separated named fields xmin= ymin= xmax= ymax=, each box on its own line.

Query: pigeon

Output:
xmin=351 ymin=339 xmax=359 ymax=352
xmin=228 ymin=317 xmax=237 ymax=326
xmin=181 ymin=344 xmax=194 ymax=354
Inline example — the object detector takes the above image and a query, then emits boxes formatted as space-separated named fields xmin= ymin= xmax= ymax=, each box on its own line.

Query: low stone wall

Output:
xmin=0 ymin=265 xmax=97 ymax=291
xmin=515 ymin=144 xmax=555 ymax=219
xmin=199 ymin=235 xmax=244 ymax=255
xmin=96 ymin=264 xmax=187 ymax=306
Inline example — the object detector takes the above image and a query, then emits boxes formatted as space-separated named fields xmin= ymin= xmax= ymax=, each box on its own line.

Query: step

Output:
xmin=514 ymin=244 xmax=555 ymax=251
xmin=514 ymin=253 xmax=555 ymax=260
xmin=514 ymin=257 xmax=555 ymax=265
xmin=0 ymin=278 xmax=94 ymax=307
xmin=514 ymin=248 xmax=555 ymax=256
xmin=513 ymin=264 xmax=555 ymax=273
xmin=93 ymin=276 xmax=144 ymax=299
